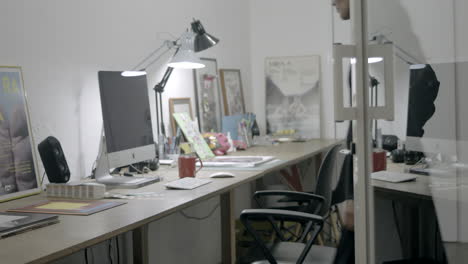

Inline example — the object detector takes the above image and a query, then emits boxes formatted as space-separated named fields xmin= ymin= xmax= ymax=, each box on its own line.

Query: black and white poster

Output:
xmin=265 ymin=56 xmax=321 ymax=138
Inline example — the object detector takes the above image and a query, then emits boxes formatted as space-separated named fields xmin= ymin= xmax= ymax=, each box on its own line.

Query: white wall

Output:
xmin=1 ymin=0 xmax=251 ymax=181
xmin=1 ymin=0 xmax=250 ymax=263
xmin=367 ymin=0 xmax=457 ymax=141
xmin=249 ymin=0 xmax=336 ymax=139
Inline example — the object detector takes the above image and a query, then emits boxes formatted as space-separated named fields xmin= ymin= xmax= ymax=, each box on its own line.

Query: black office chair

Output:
xmin=240 ymin=144 xmax=343 ymax=264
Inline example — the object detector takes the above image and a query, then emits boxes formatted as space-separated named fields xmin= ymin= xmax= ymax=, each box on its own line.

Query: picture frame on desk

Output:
xmin=169 ymin=97 xmax=194 ymax=135
xmin=193 ymin=58 xmax=224 ymax=133
xmin=0 ymin=66 xmax=41 ymax=202
xmin=219 ymin=69 xmax=245 ymax=115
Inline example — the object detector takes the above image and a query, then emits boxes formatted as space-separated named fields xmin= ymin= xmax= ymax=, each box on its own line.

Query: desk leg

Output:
xmin=133 ymin=224 xmax=149 ymax=264
xmin=221 ymin=190 xmax=236 ymax=264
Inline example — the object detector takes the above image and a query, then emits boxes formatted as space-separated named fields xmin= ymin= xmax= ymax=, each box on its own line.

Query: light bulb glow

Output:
xmin=350 ymin=57 xmax=384 ymax=65
xmin=167 ymin=61 xmax=205 ymax=69
xmin=121 ymin=71 xmax=147 ymax=77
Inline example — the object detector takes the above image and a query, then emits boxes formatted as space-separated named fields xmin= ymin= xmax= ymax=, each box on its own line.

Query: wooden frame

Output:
xmin=219 ymin=69 xmax=245 ymax=115
xmin=193 ymin=58 xmax=223 ymax=133
xmin=0 ymin=66 xmax=41 ymax=202
xmin=169 ymin=97 xmax=193 ymax=135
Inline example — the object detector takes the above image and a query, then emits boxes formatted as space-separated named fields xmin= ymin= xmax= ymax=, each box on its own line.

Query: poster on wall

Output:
xmin=0 ymin=67 xmax=40 ymax=202
xmin=265 ymin=55 xmax=321 ymax=138
xmin=219 ymin=69 xmax=245 ymax=115
xmin=193 ymin=58 xmax=223 ymax=133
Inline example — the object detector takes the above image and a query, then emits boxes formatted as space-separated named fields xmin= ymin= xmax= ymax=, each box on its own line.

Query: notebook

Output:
xmin=7 ymin=200 xmax=126 ymax=216
xmin=0 ymin=212 xmax=59 ymax=238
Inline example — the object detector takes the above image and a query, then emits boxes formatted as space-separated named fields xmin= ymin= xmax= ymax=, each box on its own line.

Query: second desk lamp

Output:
xmin=123 ymin=19 xmax=219 ymax=159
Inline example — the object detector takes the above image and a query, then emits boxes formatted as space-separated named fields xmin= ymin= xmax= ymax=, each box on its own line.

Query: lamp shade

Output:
xmin=191 ymin=20 xmax=219 ymax=52
xmin=168 ymin=31 xmax=205 ymax=69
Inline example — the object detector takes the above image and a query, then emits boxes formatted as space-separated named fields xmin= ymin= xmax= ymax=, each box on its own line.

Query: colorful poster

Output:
xmin=0 ymin=67 xmax=39 ymax=200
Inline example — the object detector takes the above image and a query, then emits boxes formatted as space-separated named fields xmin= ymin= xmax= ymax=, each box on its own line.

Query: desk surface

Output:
xmin=0 ymin=139 xmax=338 ymax=264
xmin=372 ymin=160 xmax=432 ymax=201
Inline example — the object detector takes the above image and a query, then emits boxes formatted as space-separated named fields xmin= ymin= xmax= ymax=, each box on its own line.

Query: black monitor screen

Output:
xmin=406 ymin=64 xmax=440 ymax=138
xmin=98 ymin=71 xmax=153 ymax=153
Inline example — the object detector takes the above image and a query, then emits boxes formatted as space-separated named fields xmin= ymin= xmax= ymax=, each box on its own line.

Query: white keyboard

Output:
xmin=164 ymin=177 xmax=212 ymax=190
xmin=371 ymin=171 xmax=417 ymax=183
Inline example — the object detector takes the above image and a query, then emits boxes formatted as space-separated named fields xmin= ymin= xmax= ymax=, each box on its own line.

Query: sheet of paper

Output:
xmin=37 ymin=202 xmax=90 ymax=210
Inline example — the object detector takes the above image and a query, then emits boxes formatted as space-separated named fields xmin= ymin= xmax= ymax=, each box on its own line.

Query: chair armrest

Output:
xmin=240 ymin=209 xmax=324 ymax=224
xmin=253 ymin=190 xmax=325 ymax=208
xmin=240 ymin=209 xmax=325 ymax=263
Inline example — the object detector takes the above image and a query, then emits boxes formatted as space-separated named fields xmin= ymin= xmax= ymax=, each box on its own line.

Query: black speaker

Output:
xmin=38 ymin=136 xmax=70 ymax=183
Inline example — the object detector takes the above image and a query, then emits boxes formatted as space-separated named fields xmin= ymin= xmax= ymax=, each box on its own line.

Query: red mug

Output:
xmin=373 ymin=150 xmax=387 ymax=172
xmin=178 ymin=155 xmax=203 ymax=178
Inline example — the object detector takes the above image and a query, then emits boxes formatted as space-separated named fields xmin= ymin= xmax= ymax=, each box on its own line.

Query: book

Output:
xmin=0 ymin=212 xmax=59 ymax=239
xmin=173 ymin=113 xmax=215 ymax=160
xmin=7 ymin=200 xmax=126 ymax=216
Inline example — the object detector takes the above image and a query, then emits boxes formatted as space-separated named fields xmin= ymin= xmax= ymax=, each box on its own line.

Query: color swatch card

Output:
xmin=7 ymin=200 xmax=126 ymax=216
xmin=173 ymin=113 xmax=215 ymax=160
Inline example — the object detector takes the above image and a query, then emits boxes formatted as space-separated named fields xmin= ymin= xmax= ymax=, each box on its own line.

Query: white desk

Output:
xmin=0 ymin=139 xmax=339 ymax=264
xmin=372 ymin=161 xmax=432 ymax=202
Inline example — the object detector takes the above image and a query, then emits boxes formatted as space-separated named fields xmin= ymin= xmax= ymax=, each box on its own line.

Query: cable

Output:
xmin=129 ymin=164 xmax=143 ymax=174
xmin=115 ymin=237 xmax=120 ymax=264
xmin=40 ymin=171 xmax=46 ymax=188
xmin=108 ymin=240 xmax=113 ymax=264
xmin=391 ymin=201 xmax=403 ymax=254
xmin=84 ymin=248 xmax=89 ymax=264
xmin=179 ymin=203 xmax=220 ymax=221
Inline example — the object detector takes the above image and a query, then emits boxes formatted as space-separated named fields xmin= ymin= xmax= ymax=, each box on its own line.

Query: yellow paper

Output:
xmin=37 ymin=202 xmax=90 ymax=210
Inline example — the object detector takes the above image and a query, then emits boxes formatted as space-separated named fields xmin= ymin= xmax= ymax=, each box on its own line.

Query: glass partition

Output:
xmin=365 ymin=0 xmax=467 ymax=263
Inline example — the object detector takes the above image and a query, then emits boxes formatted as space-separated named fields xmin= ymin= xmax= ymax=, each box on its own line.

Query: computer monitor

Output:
xmin=94 ymin=71 xmax=159 ymax=188
xmin=405 ymin=63 xmax=457 ymax=160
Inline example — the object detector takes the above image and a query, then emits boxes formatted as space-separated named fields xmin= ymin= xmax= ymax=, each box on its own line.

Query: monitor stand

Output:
xmin=94 ymin=133 xmax=160 ymax=189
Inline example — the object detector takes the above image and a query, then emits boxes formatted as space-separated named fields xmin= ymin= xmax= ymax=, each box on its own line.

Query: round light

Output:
xmin=350 ymin=57 xmax=384 ymax=65
xmin=121 ymin=71 xmax=147 ymax=77
xmin=167 ymin=61 xmax=205 ymax=69
xmin=368 ymin=57 xmax=384 ymax=64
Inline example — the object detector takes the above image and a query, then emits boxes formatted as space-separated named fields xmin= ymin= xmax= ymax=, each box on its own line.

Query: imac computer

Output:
xmin=405 ymin=63 xmax=457 ymax=162
xmin=94 ymin=71 xmax=159 ymax=188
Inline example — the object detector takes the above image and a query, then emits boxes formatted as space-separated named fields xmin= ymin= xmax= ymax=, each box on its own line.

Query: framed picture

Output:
xmin=265 ymin=55 xmax=321 ymax=138
xmin=219 ymin=69 xmax=245 ymax=115
xmin=169 ymin=97 xmax=193 ymax=135
xmin=0 ymin=66 xmax=41 ymax=202
xmin=193 ymin=58 xmax=223 ymax=133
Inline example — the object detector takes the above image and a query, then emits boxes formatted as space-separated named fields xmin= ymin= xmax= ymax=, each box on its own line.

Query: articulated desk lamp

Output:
xmin=368 ymin=33 xmax=427 ymax=143
xmin=122 ymin=19 xmax=219 ymax=158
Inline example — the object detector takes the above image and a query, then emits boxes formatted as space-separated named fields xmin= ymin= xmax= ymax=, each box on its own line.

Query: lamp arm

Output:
xmin=154 ymin=67 xmax=174 ymax=93
xmin=131 ymin=40 xmax=177 ymax=71
xmin=370 ymin=33 xmax=423 ymax=65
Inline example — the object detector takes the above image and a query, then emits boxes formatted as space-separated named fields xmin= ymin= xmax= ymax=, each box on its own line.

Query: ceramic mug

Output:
xmin=178 ymin=154 xmax=203 ymax=178
xmin=373 ymin=150 xmax=387 ymax=172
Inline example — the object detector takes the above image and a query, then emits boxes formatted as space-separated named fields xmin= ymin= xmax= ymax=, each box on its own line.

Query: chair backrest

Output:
xmin=314 ymin=144 xmax=342 ymax=216
xmin=331 ymin=151 xmax=354 ymax=206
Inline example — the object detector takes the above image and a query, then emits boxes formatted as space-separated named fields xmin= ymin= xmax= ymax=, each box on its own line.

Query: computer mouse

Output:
xmin=209 ymin=172 xmax=235 ymax=178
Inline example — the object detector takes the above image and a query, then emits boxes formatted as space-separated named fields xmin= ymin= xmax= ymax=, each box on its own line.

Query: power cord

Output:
xmin=40 ymin=171 xmax=46 ymax=191
xmin=108 ymin=240 xmax=113 ymax=264
xmin=115 ymin=236 xmax=120 ymax=264
xmin=84 ymin=248 xmax=89 ymax=264
xmin=391 ymin=201 xmax=403 ymax=253
xmin=179 ymin=203 xmax=220 ymax=221
xmin=129 ymin=164 xmax=143 ymax=174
